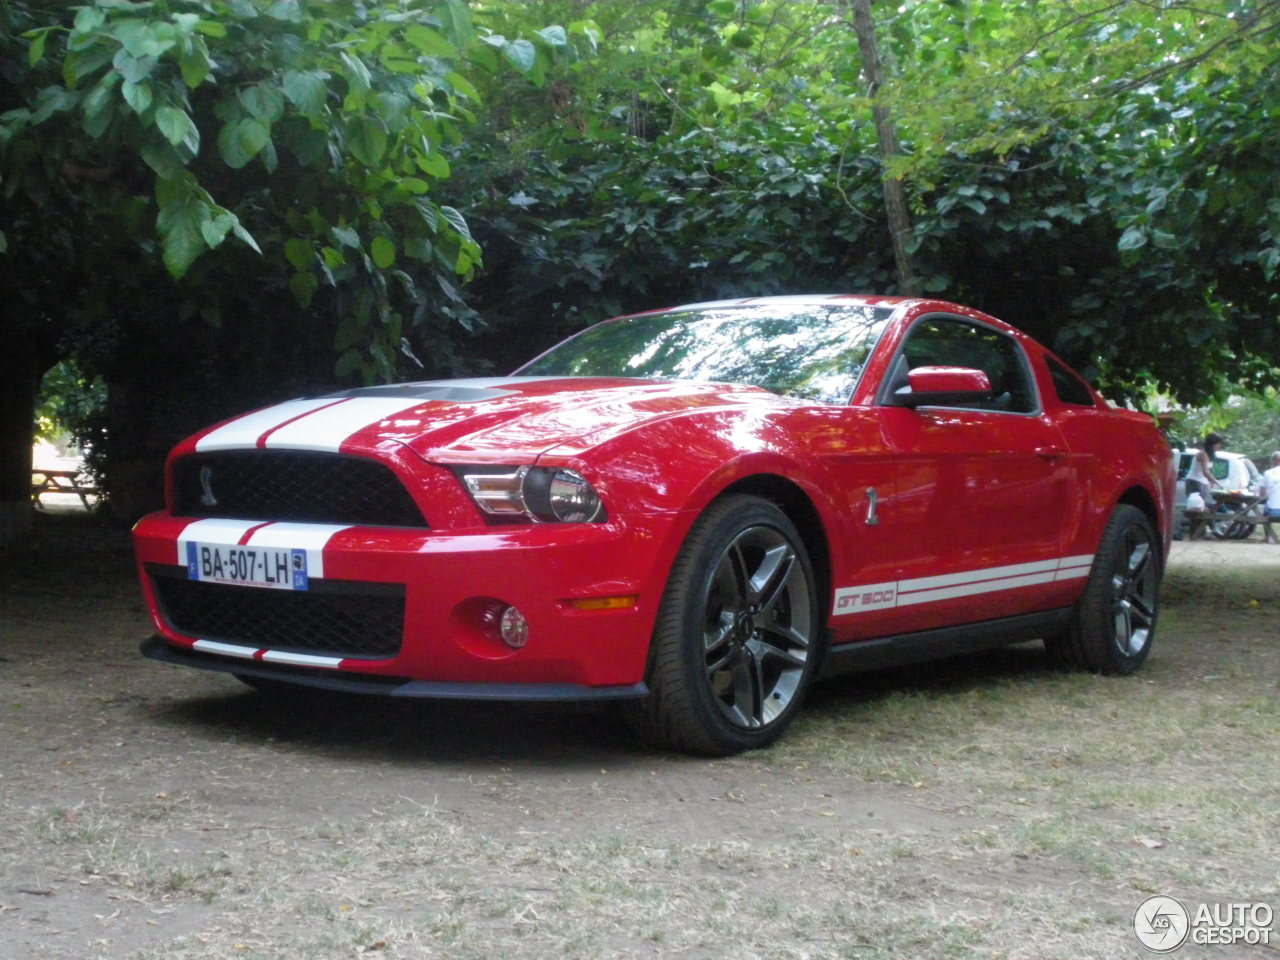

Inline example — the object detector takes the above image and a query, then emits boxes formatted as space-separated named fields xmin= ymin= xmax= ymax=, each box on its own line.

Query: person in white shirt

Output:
xmin=1261 ymin=451 xmax=1280 ymax=545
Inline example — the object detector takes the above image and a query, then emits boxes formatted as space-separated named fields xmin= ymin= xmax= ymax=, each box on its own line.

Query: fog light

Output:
xmin=499 ymin=605 xmax=529 ymax=648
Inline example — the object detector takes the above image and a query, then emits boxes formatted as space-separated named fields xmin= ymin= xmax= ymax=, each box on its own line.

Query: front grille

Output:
xmin=172 ymin=451 xmax=427 ymax=528
xmin=149 ymin=566 xmax=405 ymax=659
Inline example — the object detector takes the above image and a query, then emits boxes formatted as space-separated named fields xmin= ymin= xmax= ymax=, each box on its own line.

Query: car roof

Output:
xmin=648 ymin=294 xmax=908 ymax=313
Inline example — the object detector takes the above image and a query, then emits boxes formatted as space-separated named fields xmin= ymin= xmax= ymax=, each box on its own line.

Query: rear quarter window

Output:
xmin=1046 ymin=355 xmax=1096 ymax=407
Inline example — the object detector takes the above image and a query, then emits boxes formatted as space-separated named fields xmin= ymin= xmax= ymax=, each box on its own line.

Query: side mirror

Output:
xmin=893 ymin=365 xmax=992 ymax=408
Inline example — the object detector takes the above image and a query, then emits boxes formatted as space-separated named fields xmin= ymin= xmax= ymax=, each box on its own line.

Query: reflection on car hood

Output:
xmin=191 ymin=377 xmax=796 ymax=463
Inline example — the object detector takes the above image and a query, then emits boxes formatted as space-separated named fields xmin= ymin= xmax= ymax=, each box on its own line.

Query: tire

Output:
xmin=1044 ymin=504 xmax=1160 ymax=675
xmin=626 ymin=495 xmax=823 ymax=756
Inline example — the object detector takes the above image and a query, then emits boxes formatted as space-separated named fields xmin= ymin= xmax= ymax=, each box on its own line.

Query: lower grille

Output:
xmin=149 ymin=566 xmax=405 ymax=659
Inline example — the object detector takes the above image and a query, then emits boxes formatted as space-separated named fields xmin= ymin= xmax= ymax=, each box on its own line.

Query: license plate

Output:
xmin=186 ymin=541 xmax=309 ymax=590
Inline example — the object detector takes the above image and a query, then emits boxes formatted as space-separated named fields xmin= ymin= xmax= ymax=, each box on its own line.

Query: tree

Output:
xmin=847 ymin=0 xmax=917 ymax=293
xmin=0 ymin=0 xmax=572 ymax=534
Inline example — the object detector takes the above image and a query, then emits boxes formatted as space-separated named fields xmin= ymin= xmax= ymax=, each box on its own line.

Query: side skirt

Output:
xmin=819 ymin=608 xmax=1074 ymax=678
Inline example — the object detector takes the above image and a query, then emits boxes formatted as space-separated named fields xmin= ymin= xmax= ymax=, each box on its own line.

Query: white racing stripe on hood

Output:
xmin=263 ymin=397 xmax=426 ymax=452
xmin=195 ymin=398 xmax=343 ymax=452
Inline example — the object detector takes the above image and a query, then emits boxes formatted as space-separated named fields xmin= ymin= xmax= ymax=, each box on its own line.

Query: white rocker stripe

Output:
xmin=262 ymin=397 xmax=426 ymax=453
xmin=195 ymin=398 xmax=342 ymax=452
xmin=1054 ymin=554 xmax=1095 ymax=580
xmin=833 ymin=554 xmax=1096 ymax=616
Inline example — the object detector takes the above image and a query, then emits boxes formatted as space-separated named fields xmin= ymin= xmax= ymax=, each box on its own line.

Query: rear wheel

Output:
xmin=1045 ymin=504 xmax=1160 ymax=674
xmin=627 ymin=495 xmax=823 ymax=755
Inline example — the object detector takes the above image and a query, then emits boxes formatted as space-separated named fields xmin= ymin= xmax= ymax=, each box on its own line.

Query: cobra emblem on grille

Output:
xmin=198 ymin=465 xmax=218 ymax=506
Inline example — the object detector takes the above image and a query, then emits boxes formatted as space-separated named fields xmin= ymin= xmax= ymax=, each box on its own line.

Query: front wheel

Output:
xmin=1044 ymin=504 xmax=1161 ymax=675
xmin=626 ymin=495 xmax=823 ymax=755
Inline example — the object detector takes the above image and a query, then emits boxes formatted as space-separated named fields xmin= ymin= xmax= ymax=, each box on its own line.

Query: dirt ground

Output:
xmin=2 ymin=511 xmax=1278 ymax=960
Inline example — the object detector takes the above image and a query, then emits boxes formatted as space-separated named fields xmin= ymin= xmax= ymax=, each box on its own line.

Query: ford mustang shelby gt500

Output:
xmin=134 ymin=295 xmax=1174 ymax=754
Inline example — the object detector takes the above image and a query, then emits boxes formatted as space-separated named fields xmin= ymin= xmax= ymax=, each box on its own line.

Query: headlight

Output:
xmin=460 ymin=466 xmax=607 ymax=523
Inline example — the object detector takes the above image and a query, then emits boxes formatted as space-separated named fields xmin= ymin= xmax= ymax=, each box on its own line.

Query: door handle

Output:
xmin=1035 ymin=446 xmax=1067 ymax=460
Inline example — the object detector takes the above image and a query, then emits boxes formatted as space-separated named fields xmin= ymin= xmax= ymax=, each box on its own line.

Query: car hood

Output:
xmin=188 ymin=377 xmax=796 ymax=463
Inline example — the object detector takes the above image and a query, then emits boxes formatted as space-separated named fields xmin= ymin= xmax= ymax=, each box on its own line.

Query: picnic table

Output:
xmin=31 ymin=462 xmax=98 ymax=510
xmin=1185 ymin=489 xmax=1267 ymax=541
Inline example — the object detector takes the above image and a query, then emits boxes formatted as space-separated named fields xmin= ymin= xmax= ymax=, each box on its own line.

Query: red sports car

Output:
xmin=134 ymin=295 xmax=1175 ymax=754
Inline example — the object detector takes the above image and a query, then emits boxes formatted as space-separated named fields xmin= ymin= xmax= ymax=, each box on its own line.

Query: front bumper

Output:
xmin=134 ymin=511 xmax=681 ymax=690
xmin=140 ymin=636 xmax=648 ymax=700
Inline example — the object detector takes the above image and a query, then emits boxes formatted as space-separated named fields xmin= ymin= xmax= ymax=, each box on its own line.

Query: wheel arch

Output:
xmin=1116 ymin=484 xmax=1162 ymax=546
xmin=715 ymin=473 xmax=832 ymax=627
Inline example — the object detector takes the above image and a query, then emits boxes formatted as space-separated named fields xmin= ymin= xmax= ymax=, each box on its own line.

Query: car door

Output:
xmin=869 ymin=313 xmax=1082 ymax=634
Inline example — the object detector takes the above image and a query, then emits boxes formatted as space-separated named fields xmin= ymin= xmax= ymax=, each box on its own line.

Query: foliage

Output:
xmin=1175 ymin=391 xmax=1280 ymax=463
xmin=34 ymin=360 xmax=106 ymax=444
xmin=2 ymin=0 xmax=585 ymax=383
xmin=1 ymin=0 xmax=578 ymax=512
xmin=451 ymin=0 xmax=1280 ymax=403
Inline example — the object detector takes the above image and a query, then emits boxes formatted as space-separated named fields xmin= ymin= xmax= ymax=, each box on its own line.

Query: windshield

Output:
xmin=517 ymin=303 xmax=893 ymax=403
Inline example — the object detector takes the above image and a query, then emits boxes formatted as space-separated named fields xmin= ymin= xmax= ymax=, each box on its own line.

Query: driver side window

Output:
xmin=897 ymin=317 xmax=1037 ymax=413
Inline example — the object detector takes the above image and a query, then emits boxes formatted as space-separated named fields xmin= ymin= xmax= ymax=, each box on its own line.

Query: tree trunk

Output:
xmin=0 ymin=330 xmax=58 ymax=545
xmin=849 ymin=0 xmax=920 ymax=294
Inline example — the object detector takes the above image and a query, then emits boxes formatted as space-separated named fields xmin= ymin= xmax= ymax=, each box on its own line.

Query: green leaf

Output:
xmin=339 ymin=52 xmax=372 ymax=94
xmin=370 ymin=235 xmax=396 ymax=269
xmin=502 ymin=38 xmax=537 ymax=74
xmin=289 ymin=270 xmax=318 ymax=306
xmin=374 ymin=92 xmax=411 ymax=130
xmin=179 ymin=36 xmax=212 ymax=88
xmin=439 ymin=205 xmax=472 ymax=241
xmin=113 ymin=48 xmax=157 ymax=84
xmin=266 ymin=0 xmax=303 ymax=23
xmin=156 ymin=106 xmax=200 ymax=152
xmin=538 ymin=25 xmax=568 ymax=46
xmin=200 ymin=208 xmax=236 ymax=248
xmin=63 ymin=47 xmax=115 ymax=88
xmin=73 ymin=7 xmax=107 ymax=34
xmin=217 ymin=117 xmax=271 ymax=168
xmin=404 ymin=24 xmax=456 ymax=58
xmin=155 ymin=177 xmax=207 ymax=278
xmin=1118 ymin=225 xmax=1147 ymax=251
xmin=444 ymin=71 xmax=479 ymax=102
xmin=282 ymin=70 xmax=329 ymax=116
xmin=1260 ymin=247 xmax=1280 ymax=282
xmin=81 ymin=73 xmax=119 ymax=137
xmin=240 ymin=83 xmax=285 ymax=122
xmin=437 ymin=0 xmax=474 ymax=48
xmin=418 ymin=152 xmax=450 ymax=179
xmin=285 ymin=237 xmax=313 ymax=272
xmin=196 ymin=19 xmax=228 ymax=38
xmin=27 ymin=29 xmax=48 ymax=67
xmin=331 ymin=225 xmax=360 ymax=248
xmin=347 ymin=116 xmax=388 ymax=166
xmin=0 ymin=229 xmax=8 ymax=254
xmin=121 ymin=80 xmax=153 ymax=115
